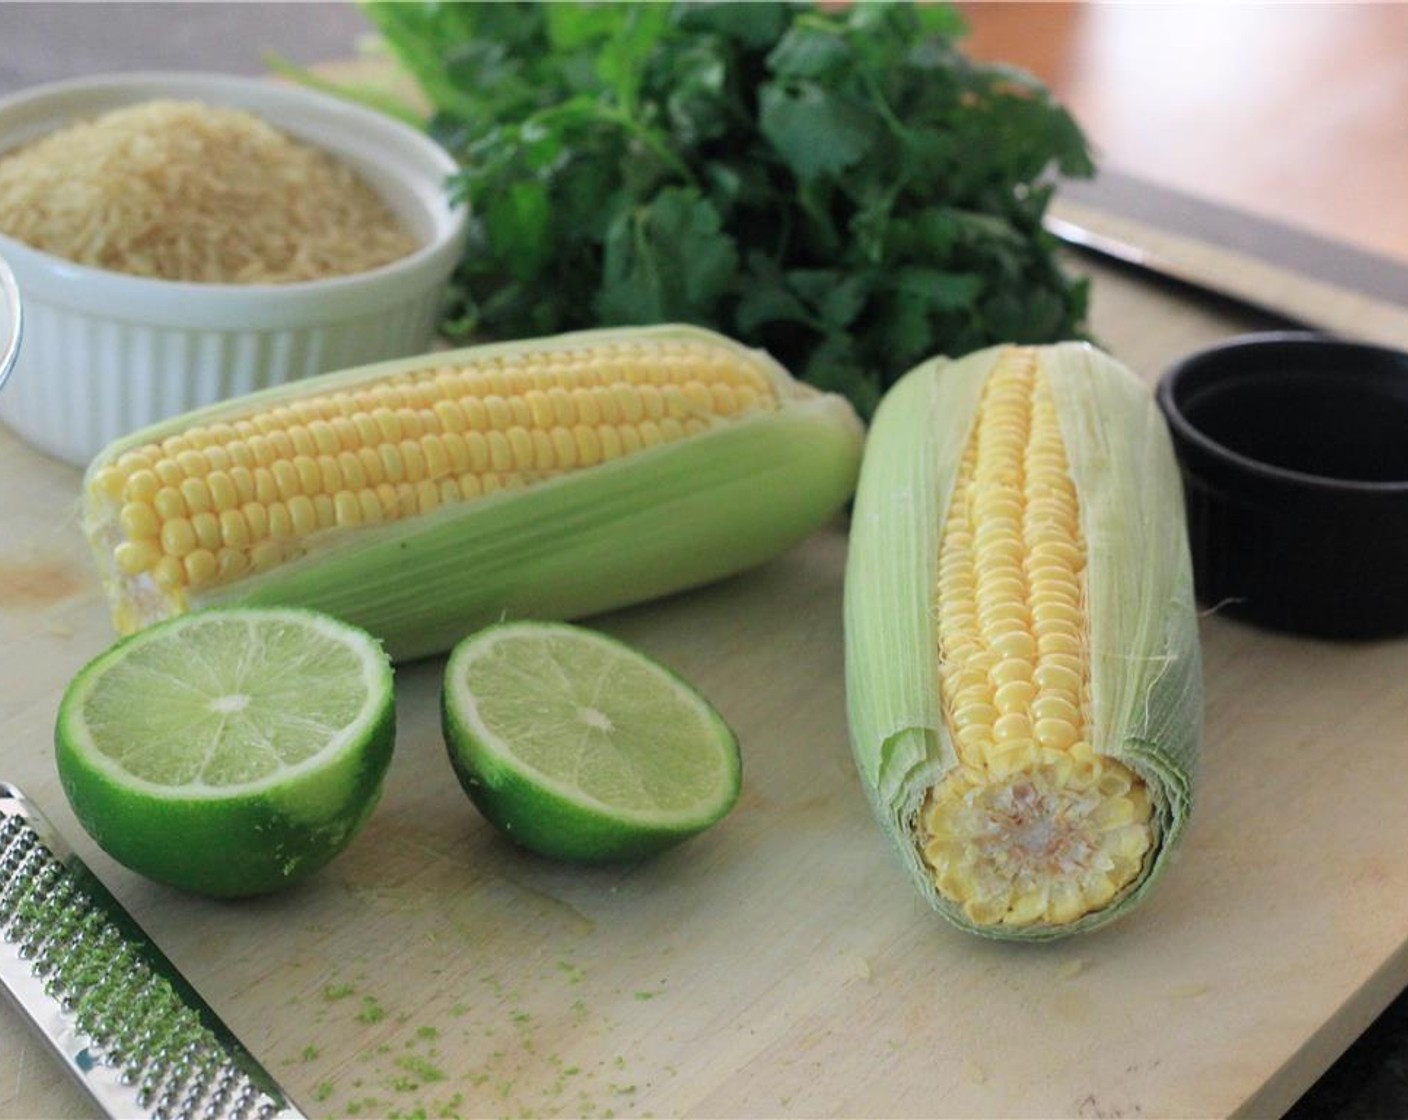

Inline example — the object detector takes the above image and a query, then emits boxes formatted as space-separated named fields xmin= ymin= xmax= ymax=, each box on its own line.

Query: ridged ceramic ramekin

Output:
xmin=0 ymin=253 xmax=18 ymax=392
xmin=0 ymin=72 xmax=468 ymax=467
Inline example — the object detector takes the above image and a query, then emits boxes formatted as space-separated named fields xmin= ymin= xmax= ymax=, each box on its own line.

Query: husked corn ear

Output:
xmin=844 ymin=343 xmax=1200 ymax=940
xmin=85 ymin=325 xmax=864 ymax=660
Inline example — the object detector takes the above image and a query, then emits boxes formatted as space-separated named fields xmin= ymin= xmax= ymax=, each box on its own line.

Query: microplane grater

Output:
xmin=0 ymin=783 xmax=306 ymax=1120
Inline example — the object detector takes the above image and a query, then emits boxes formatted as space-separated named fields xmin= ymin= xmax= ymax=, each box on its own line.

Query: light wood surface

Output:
xmin=4 ymin=241 xmax=1408 ymax=1119
xmin=960 ymin=2 xmax=1408 ymax=266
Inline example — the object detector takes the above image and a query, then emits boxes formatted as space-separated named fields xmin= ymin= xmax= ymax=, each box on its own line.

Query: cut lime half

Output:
xmin=441 ymin=621 xmax=741 ymax=862
xmin=55 ymin=607 xmax=395 ymax=897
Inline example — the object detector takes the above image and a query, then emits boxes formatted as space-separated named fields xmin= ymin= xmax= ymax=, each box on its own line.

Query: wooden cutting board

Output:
xmin=5 ymin=244 xmax=1408 ymax=1120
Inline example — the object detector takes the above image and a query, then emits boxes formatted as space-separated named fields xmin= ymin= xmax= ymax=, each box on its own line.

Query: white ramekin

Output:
xmin=0 ymin=252 xmax=17 ymax=392
xmin=0 ymin=72 xmax=468 ymax=467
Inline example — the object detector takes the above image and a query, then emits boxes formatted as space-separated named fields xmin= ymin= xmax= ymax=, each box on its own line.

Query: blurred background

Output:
xmin=958 ymin=1 xmax=1408 ymax=265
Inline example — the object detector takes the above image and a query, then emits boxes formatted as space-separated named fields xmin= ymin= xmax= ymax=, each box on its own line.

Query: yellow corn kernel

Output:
xmin=191 ymin=512 xmax=222 ymax=553
xmin=551 ymin=427 xmax=577 ymax=470
xmin=153 ymin=487 xmax=187 ymax=522
xmin=160 ymin=518 xmax=197 ymax=558
xmin=483 ymin=396 xmax=511 ymax=432
xmin=288 ymin=496 xmax=319 ymax=537
xmin=486 ymin=431 xmax=512 ymax=473
xmin=271 ymin=460 xmax=300 ymax=500
xmin=414 ymin=479 xmax=441 ymax=514
xmin=507 ymin=427 xmax=534 ymax=472
xmin=114 ymin=539 xmax=162 ymax=576
xmin=334 ymin=491 xmax=362 ymax=527
xmin=124 ymin=469 xmax=160 ymax=504
xmin=119 ymin=501 xmax=159 ymax=540
xmin=358 ymin=489 xmax=384 ymax=523
xmin=92 ymin=466 xmax=128 ymax=502
xmin=206 ymin=471 xmax=238 ymax=513
xmin=422 ymin=434 xmax=450 ymax=481
xmin=219 ymin=510 xmax=250 ymax=550
xmin=151 ymin=555 xmax=185 ymax=590
xmin=176 ymin=449 xmax=207 ymax=479
xmin=527 ymin=429 xmax=553 ymax=472
xmin=574 ymin=387 xmax=602 ymax=425
xmin=400 ymin=439 xmax=428 ymax=483
xmin=184 ymin=549 xmax=218 ymax=588
xmin=267 ymin=504 xmax=293 ymax=540
xmin=314 ymin=494 xmax=337 ymax=530
xmin=217 ymin=547 xmax=250 ymax=581
xmin=598 ymin=426 xmax=623 ymax=461
xmin=241 ymin=503 xmax=269 ymax=542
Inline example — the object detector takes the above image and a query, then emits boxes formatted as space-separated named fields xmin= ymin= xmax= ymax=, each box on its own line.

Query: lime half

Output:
xmin=56 ymin=607 xmax=395 ymax=897
xmin=441 ymin=621 xmax=741 ymax=862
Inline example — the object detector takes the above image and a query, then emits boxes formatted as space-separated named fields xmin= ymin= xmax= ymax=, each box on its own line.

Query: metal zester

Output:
xmin=0 ymin=783 xmax=305 ymax=1119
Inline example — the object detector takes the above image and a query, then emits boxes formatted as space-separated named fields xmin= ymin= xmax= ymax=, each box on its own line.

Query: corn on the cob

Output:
xmin=844 ymin=343 xmax=1200 ymax=940
xmin=84 ymin=325 xmax=864 ymax=660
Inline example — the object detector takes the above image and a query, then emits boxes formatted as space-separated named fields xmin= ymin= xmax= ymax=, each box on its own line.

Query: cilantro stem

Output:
xmin=859 ymin=69 xmax=912 ymax=145
xmin=605 ymin=109 xmax=700 ymax=190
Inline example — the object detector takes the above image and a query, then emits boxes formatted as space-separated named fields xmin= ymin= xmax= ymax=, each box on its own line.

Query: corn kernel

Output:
xmin=114 ymin=539 xmax=162 ymax=575
xmin=119 ymin=501 xmax=160 ymax=539
xmin=184 ymin=549 xmax=218 ymax=587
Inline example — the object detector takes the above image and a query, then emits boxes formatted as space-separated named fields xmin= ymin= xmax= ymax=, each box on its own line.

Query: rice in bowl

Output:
xmin=0 ymin=98 xmax=420 ymax=284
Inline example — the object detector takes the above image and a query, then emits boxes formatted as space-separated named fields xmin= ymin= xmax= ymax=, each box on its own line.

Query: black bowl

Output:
xmin=1157 ymin=332 xmax=1408 ymax=640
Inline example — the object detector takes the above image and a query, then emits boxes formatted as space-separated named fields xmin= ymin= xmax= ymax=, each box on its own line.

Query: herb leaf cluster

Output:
xmin=363 ymin=1 xmax=1095 ymax=416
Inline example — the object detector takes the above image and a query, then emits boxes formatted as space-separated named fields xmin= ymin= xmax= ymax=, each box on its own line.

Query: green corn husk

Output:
xmin=844 ymin=342 xmax=1201 ymax=940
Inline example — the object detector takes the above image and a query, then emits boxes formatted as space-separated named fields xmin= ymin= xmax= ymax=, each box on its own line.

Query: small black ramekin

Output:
xmin=1157 ymin=332 xmax=1408 ymax=640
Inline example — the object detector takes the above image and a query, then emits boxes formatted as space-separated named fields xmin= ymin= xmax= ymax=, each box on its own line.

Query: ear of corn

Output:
xmin=84 ymin=324 xmax=864 ymax=661
xmin=844 ymin=342 xmax=1200 ymax=940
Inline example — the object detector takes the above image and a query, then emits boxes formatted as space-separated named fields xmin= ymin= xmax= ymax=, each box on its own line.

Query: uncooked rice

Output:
xmin=0 ymin=99 xmax=421 ymax=284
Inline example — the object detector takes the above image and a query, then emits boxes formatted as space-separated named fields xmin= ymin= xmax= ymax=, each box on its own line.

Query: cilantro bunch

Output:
xmin=361 ymin=1 xmax=1095 ymax=416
